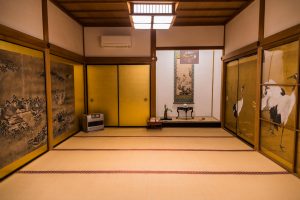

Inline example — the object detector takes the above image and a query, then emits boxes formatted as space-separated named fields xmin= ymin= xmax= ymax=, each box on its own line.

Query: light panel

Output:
xmin=153 ymin=23 xmax=171 ymax=29
xmin=154 ymin=16 xmax=174 ymax=23
xmin=132 ymin=15 xmax=151 ymax=23
xmin=134 ymin=23 xmax=151 ymax=29
xmin=129 ymin=2 xmax=175 ymax=30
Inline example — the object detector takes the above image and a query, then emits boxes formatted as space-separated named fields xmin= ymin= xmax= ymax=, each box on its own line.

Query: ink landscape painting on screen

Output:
xmin=0 ymin=42 xmax=47 ymax=169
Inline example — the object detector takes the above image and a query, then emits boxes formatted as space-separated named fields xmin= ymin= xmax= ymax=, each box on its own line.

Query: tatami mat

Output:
xmin=1 ymin=128 xmax=300 ymax=200
xmin=1 ymin=174 xmax=300 ymax=200
xmin=75 ymin=128 xmax=230 ymax=137
xmin=56 ymin=137 xmax=251 ymax=150
xmin=21 ymin=151 xmax=284 ymax=172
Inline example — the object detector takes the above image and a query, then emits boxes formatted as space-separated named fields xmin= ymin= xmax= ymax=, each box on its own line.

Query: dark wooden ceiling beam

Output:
xmin=70 ymin=9 xmax=128 ymax=12
xmin=174 ymin=21 xmax=225 ymax=26
xmin=77 ymin=17 xmax=129 ymax=19
xmin=225 ymin=0 xmax=254 ymax=24
xmin=176 ymin=16 xmax=230 ymax=19
xmin=177 ymin=8 xmax=238 ymax=11
xmin=49 ymin=0 xmax=82 ymax=25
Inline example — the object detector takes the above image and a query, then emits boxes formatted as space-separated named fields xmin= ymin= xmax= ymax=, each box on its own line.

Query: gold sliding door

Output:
xmin=87 ymin=65 xmax=118 ymax=126
xmin=225 ymin=60 xmax=238 ymax=133
xmin=119 ymin=65 xmax=150 ymax=126
xmin=237 ymin=55 xmax=257 ymax=144
xmin=87 ymin=65 xmax=150 ymax=126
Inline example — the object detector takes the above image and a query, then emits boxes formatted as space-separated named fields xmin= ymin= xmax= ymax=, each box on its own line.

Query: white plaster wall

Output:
xmin=84 ymin=27 xmax=151 ymax=57
xmin=156 ymin=50 xmax=222 ymax=118
xmin=225 ymin=0 xmax=259 ymax=54
xmin=0 ymin=0 xmax=43 ymax=39
xmin=48 ymin=1 xmax=83 ymax=55
xmin=156 ymin=26 xmax=224 ymax=47
xmin=212 ymin=50 xmax=222 ymax=120
xmin=264 ymin=0 xmax=300 ymax=38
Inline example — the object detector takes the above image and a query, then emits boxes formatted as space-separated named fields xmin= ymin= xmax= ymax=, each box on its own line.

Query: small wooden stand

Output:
xmin=147 ymin=117 xmax=162 ymax=129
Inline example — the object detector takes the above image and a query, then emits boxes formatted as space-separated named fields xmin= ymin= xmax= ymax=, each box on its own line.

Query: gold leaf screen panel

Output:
xmin=260 ymin=41 xmax=299 ymax=171
xmin=50 ymin=55 xmax=84 ymax=146
xmin=0 ymin=40 xmax=47 ymax=179
xmin=237 ymin=55 xmax=257 ymax=144
xmin=225 ymin=60 xmax=238 ymax=133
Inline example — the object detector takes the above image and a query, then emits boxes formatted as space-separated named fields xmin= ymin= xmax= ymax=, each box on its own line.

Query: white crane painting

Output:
xmin=261 ymin=73 xmax=298 ymax=150
xmin=233 ymin=85 xmax=244 ymax=119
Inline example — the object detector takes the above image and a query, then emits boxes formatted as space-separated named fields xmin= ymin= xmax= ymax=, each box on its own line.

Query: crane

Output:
xmin=261 ymin=73 xmax=298 ymax=150
xmin=233 ymin=85 xmax=244 ymax=118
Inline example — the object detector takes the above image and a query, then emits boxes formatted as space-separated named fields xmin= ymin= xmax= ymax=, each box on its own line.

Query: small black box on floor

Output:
xmin=82 ymin=113 xmax=104 ymax=132
xmin=147 ymin=117 xmax=162 ymax=129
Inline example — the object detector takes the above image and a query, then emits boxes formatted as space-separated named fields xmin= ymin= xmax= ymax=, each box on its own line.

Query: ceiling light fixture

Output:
xmin=128 ymin=1 xmax=177 ymax=30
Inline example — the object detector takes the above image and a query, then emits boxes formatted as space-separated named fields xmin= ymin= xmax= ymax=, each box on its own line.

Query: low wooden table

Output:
xmin=177 ymin=107 xmax=193 ymax=120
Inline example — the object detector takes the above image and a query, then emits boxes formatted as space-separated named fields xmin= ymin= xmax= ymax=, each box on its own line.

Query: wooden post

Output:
xmin=254 ymin=47 xmax=263 ymax=150
xmin=150 ymin=29 xmax=156 ymax=117
xmin=42 ymin=0 xmax=54 ymax=150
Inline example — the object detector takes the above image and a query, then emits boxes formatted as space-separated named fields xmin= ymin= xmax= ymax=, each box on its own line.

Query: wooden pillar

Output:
xmin=42 ymin=0 xmax=54 ymax=150
xmin=150 ymin=29 xmax=156 ymax=117
xmin=254 ymin=47 xmax=263 ymax=150
xmin=82 ymin=26 xmax=88 ymax=114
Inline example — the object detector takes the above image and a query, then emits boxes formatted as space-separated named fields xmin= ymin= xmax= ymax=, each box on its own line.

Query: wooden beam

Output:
xmin=225 ymin=0 xmax=254 ymax=24
xmin=261 ymin=24 xmax=300 ymax=48
xmin=0 ymin=24 xmax=46 ymax=51
xmin=254 ymin=47 xmax=262 ymax=151
xmin=174 ymin=22 xmax=225 ymax=26
xmin=150 ymin=30 xmax=156 ymax=117
xmin=49 ymin=0 xmax=83 ymax=25
xmin=258 ymin=0 xmax=265 ymax=43
xmin=42 ymin=0 xmax=54 ymax=150
xmin=49 ymin=44 xmax=84 ymax=63
xmin=85 ymin=57 xmax=152 ymax=65
xmin=70 ymin=9 xmax=128 ymax=12
xmin=82 ymin=23 xmax=131 ymax=27
xmin=222 ymin=41 xmax=258 ymax=62
xmin=156 ymin=46 xmax=223 ymax=50
xmin=177 ymin=8 xmax=239 ymax=11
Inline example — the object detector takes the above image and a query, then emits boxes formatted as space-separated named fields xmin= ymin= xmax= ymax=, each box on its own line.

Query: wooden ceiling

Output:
xmin=51 ymin=0 xmax=254 ymax=27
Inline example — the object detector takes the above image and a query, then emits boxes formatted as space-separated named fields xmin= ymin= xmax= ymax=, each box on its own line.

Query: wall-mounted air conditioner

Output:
xmin=100 ymin=35 xmax=132 ymax=48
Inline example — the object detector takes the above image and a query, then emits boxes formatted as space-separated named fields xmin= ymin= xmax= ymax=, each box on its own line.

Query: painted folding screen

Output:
xmin=0 ymin=41 xmax=47 ymax=179
xmin=260 ymin=41 xmax=299 ymax=170
xmin=50 ymin=55 xmax=84 ymax=146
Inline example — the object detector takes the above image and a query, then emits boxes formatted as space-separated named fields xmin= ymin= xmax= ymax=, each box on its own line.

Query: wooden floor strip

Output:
xmin=53 ymin=148 xmax=254 ymax=152
xmin=73 ymin=135 xmax=234 ymax=138
xmin=17 ymin=170 xmax=289 ymax=175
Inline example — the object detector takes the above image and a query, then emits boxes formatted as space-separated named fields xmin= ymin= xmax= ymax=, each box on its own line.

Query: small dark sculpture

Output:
xmin=161 ymin=104 xmax=172 ymax=120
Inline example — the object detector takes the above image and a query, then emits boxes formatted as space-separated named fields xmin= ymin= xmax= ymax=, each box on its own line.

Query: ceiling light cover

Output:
xmin=129 ymin=2 xmax=175 ymax=30
xmin=154 ymin=16 xmax=174 ymax=24
xmin=153 ymin=23 xmax=171 ymax=29
xmin=132 ymin=15 xmax=152 ymax=23
xmin=134 ymin=23 xmax=152 ymax=29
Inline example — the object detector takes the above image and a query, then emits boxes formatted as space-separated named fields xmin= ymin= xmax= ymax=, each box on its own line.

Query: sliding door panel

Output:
xmin=225 ymin=61 xmax=238 ymax=133
xmin=237 ymin=55 xmax=257 ymax=144
xmin=119 ymin=65 xmax=150 ymax=126
xmin=87 ymin=65 xmax=118 ymax=126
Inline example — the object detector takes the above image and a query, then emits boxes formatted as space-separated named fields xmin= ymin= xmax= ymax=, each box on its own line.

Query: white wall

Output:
xmin=48 ymin=1 xmax=83 ymax=55
xmin=156 ymin=26 xmax=224 ymax=47
xmin=212 ymin=50 xmax=222 ymax=120
xmin=156 ymin=50 xmax=222 ymax=118
xmin=225 ymin=0 xmax=259 ymax=54
xmin=264 ymin=0 xmax=300 ymax=38
xmin=0 ymin=0 xmax=43 ymax=40
xmin=84 ymin=27 xmax=151 ymax=57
